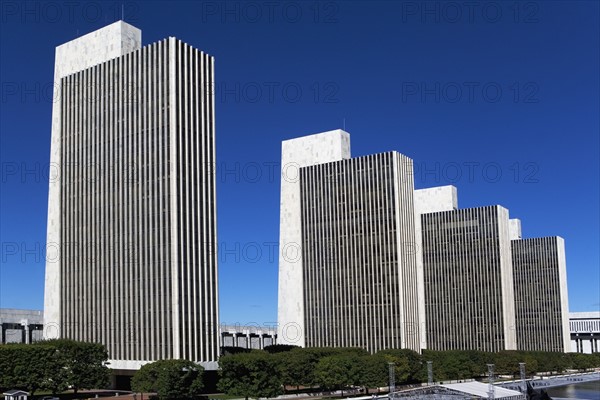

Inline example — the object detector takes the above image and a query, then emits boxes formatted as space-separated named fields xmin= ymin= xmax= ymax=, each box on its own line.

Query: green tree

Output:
xmin=0 ymin=344 xmax=56 ymax=395
xmin=494 ymin=351 xmax=523 ymax=376
xmin=263 ymin=344 xmax=299 ymax=354
xmin=442 ymin=351 xmax=478 ymax=380
xmin=220 ymin=346 xmax=252 ymax=356
xmin=275 ymin=348 xmax=315 ymax=390
xmin=358 ymin=354 xmax=388 ymax=393
xmin=314 ymin=354 xmax=357 ymax=395
xmin=38 ymin=339 xmax=110 ymax=393
xmin=131 ymin=359 xmax=204 ymax=399
xmin=218 ymin=351 xmax=282 ymax=399
xmin=530 ymin=351 xmax=567 ymax=374
xmin=567 ymin=353 xmax=595 ymax=371
xmin=378 ymin=349 xmax=422 ymax=383
xmin=463 ymin=350 xmax=492 ymax=378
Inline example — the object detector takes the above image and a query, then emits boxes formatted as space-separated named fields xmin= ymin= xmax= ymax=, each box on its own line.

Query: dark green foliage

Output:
xmin=215 ymin=346 xmax=600 ymax=398
xmin=0 ymin=340 xmax=109 ymax=395
xmin=358 ymin=354 xmax=389 ymax=390
xmin=314 ymin=354 xmax=357 ymax=392
xmin=0 ymin=344 xmax=55 ymax=395
xmin=528 ymin=351 xmax=568 ymax=374
xmin=220 ymin=346 xmax=252 ymax=356
xmin=494 ymin=351 xmax=526 ymax=376
xmin=218 ymin=351 xmax=282 ymax=399
xmin=378 ymin=348 xmax=423 ymax=383
xmin=131 ymin=359 xmax=204 ymax=400
xmin=38 ymin=339 xmax=110 ymax=393
xmin=263 ymin=344 xmax=300 ymax=354
xmin=274 ymin=348 xmax=316 ymax=389
xmin=565 ymin=353 xmax=592 ymax=370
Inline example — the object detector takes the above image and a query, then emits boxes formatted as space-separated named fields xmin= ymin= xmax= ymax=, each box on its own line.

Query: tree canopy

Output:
xmin=131 ymin=359 xmax=204 ymax=400
xmin=218 ymin=351 xmax=282 ymax=399
xmin=0 ymin=339 xmax=109 ymax=395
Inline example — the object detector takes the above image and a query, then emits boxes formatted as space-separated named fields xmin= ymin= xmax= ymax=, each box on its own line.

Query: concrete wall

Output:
xmin=277 ymin=130 xmax=351 ymax=346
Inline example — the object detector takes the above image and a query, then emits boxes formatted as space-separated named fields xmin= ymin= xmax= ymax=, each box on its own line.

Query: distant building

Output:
xmin=0 ymin=309 xmax=43 ymax=344
xmin=278 ymin=131 xmax=576 ymax=354
xmin=277 ymin=130 xmax=421 ymax=352
xmin=570 ymin=311 xmax=600 ymax=353
xmin=220 ymin=325 xmax=277 ymax=349
xmin=512 ymin=236 xmax=571 ymax=352
xmin=420 ymin=204 xmax=517 ymax=352
xmin=1 ymin=309 xmax=277 ymax=350
xmin=44 ymin=21 xmax=219 ymax=371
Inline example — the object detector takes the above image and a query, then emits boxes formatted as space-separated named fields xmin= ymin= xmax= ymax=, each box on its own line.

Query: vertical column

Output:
xmin=21 ymin=320 xmax=29 ymax=344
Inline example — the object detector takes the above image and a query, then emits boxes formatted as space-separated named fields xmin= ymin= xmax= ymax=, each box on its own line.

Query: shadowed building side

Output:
xmin=300 ymin=151 xmax=420 ymax=352
xmin=512 ymin=237 xmax=570 ymax=352
xmin=421 ymin=205 xmax=517 ymax=352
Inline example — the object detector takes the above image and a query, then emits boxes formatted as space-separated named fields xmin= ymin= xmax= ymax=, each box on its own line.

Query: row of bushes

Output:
xmin=215 ymin=345 xmax=600 ymax=399
xmin=4 ymin=341 xmax=599 ymax=399
xmin=0 ymin=340 xmax=110 ymax=395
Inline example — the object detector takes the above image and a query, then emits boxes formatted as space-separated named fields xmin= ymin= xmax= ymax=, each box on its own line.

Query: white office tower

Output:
xmin=44 ymin=21 xmax=219 ymax=370
xmin=277 ymin=131 xmax=422 ymax=352
xmin=512 ymin=235 xmax=571 ymax=352
xmin=417 ymin=186 xmax=517 ymax=352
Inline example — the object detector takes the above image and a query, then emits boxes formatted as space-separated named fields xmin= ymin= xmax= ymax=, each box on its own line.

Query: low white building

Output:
xmin=570 ymin=311 xmax=600 ymax=353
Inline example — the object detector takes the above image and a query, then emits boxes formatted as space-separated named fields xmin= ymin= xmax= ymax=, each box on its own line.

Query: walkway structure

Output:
xmin=570 ymin=312 xmax=600 ymax=353
xmin=220 ymin=324 xmax=277 ymax=349
xmin=0 ymin=309 xmax=44 ymax=344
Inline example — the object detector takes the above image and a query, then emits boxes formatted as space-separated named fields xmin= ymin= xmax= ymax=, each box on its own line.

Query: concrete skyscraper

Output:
xmin=44 ymin=21 xmax=219 ymax=370
xmin=277 ymin=131 xmax=422 ymax=353
xmin=420 ymin=203 xmax=517 ymax=352
xmin=512 ymin=236 xmax=570 ymax=352
xmin=278 ymin=130 xmax=572 ymax=354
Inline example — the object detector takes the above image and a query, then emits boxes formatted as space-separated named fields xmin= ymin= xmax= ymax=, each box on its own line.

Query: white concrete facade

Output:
xmin=570 ymin=312 xmax=600 ymax=353
xmin=413 ymin=185 xmax=458 ymax=349
xmin=509 ymin=219 xmax=522 ymax=240
xmin=414 ymin=185 xmax=458 ymax=214
xmin=298 ymin=151 xmax=421 ymax=352
xmin=44 ymin=21 xmax=219 ymax=371
xmin=277 ymin=130 xmax=351 ymax=346
xmin=44 ymin=20 xmax=142 ymax=340
xmin=556 ymin=237 xmax=571 ymax=352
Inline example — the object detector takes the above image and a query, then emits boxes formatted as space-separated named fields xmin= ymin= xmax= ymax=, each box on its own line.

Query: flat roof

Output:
xmin=441 ymin=382 xmax=523 ymax=398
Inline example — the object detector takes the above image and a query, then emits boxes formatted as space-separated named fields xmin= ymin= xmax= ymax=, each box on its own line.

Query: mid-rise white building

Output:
xmin=277 ymin=130 xmax=421 ymax=352
xmin=570 ymin=311 xmax=600 ymax=353
xmin=279 ymin=144 xmax=573 ymax=354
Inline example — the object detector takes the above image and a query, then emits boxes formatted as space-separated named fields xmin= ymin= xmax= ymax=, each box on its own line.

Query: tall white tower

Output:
xmin=277 ymin=130 xmax=423 ymax=352
xmin=44 ymin=21 xmax=219 ymax=370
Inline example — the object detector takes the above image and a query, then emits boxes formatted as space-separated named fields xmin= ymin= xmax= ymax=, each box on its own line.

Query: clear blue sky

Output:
xmin=1 ymin=1 xmax=598 ymax=327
